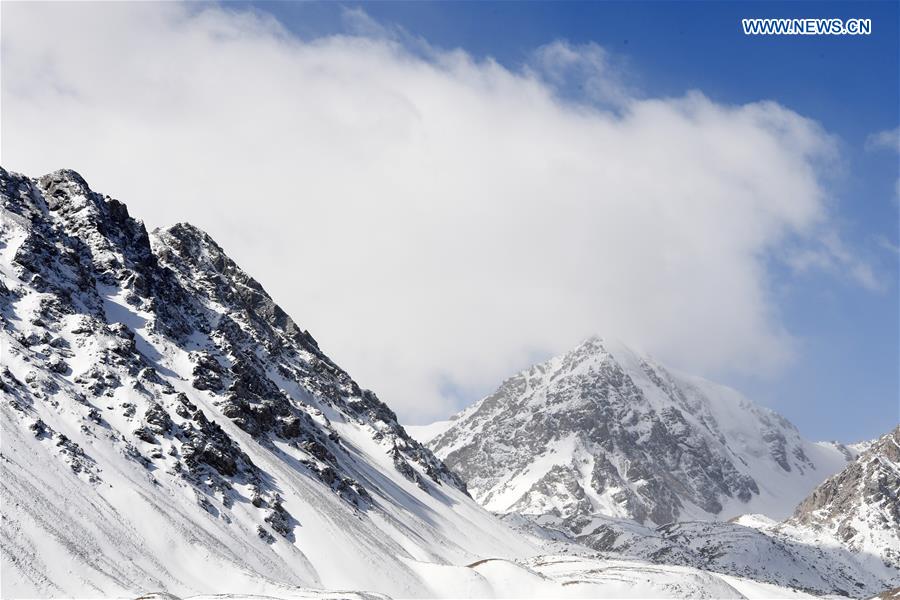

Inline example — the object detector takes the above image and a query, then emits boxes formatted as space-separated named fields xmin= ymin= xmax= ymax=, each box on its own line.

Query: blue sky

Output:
xmin=4 ymin=1 xmax=897 ymax=443
xmin=253 ymin=0 xmax=899 ymax=442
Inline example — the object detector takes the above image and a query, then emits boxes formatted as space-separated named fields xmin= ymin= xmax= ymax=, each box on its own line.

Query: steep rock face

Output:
xmin=0 ymin=167 xmax=526 ymax=598
xmin=789 ymin=426 xmax=900 ymax=569
xmin=425 ymin=337 xmax=850 ymax=531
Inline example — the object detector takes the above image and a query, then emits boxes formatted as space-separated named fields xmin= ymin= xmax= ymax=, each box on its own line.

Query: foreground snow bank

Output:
xmin=132 ymin=554 xmax=824 ymax=600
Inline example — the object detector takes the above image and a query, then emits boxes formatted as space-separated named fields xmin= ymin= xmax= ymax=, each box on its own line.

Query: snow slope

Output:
xmin=425 ymin=337 xmax=852 ymax=531
xmin=133 ymin=555 xmax=826 ymax=600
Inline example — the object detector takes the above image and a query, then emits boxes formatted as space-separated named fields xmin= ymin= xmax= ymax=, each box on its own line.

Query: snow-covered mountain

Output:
xmin=420 ymin=337 xmax=853 ymax=531
xmin=1 ymin=166 xmax=892 ymax=600
xmin=788 ymin=425 xmax=900 ymax=570
xmin=0 ymin=168 xmax=534 ymax=597
xmin=415 ymin=338 xmax=899 ymax=598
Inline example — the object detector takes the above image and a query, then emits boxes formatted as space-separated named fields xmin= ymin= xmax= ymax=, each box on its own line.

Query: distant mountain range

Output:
xmin=415 ymin=337 xmax=854 ymax=527
xmin=413 ymin=337 xmax=899 ymax=596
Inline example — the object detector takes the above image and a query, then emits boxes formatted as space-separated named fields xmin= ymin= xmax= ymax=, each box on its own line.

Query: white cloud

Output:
xmin=528 ymin=41 xmax=634 ymax=108
xmin=865 ymin=126 xmax=900 ymax=202
xmin=876 ymin=235 xmax=900 ymax=256
xmin=0 ymin=3 xmax=868 ymax=422
xmin=866 ymin=126 xmax=900 ymax=153
xmin=785 ymin=230 xmax=882 ymax=291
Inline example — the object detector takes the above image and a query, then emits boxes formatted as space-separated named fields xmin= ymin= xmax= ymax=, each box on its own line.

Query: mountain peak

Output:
xmin=39 ymin=168 xmax=91 ymax=192
xmin=425 ymin=337 xmax=851 ymax=529
xmin=36 ymin=169 xmax=105 ymax=214
xmin=156 ymin=221 xmax=225 ymax=258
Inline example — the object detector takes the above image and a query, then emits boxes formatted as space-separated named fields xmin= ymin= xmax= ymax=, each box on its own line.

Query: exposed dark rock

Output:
xmin=29 ymin=419 xmax=47 ymax=437
xmin=256 ymin=525 xmax=276 ymax=544
xmin=190 ymin=351 xmax=224 ymax=392
xmin=263 ymin=494 xmax=295 ymax=540
xmin=144 ymin=402 xmax=173 ymax=435
xmin=134 ymin=427 xmax=159 ymax=444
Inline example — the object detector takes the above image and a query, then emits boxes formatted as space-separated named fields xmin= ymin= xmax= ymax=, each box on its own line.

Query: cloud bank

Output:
xmin=0 ymin=3 xmax=862 ymax=422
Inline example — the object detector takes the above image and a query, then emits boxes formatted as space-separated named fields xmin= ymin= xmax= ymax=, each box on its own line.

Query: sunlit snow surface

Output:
xmin=134 ymin=555 xmax=825 ymax=600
